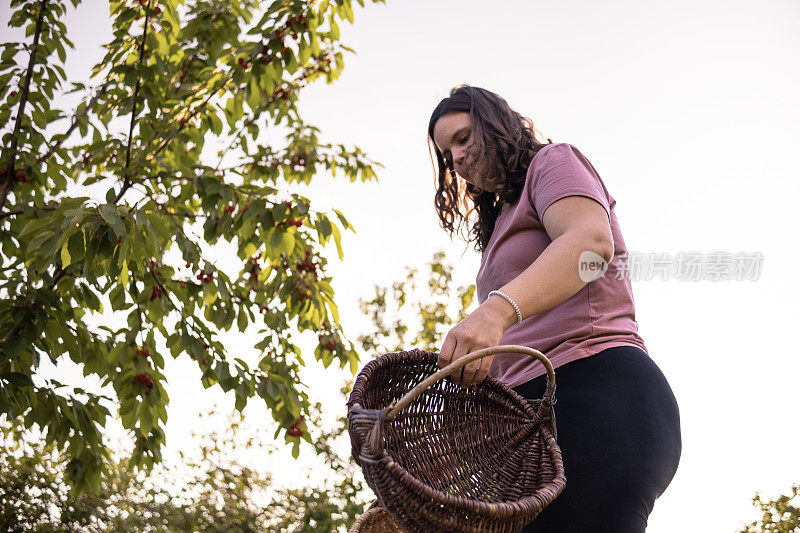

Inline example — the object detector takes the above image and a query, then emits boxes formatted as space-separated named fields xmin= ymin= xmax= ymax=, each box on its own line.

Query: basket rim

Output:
xmin=347 ymin=348 xmax=541 ymax=412
xmin=347 ymin=348 xmax=566 ymax=520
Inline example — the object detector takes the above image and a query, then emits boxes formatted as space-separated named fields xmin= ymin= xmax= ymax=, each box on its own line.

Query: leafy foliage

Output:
xmin=739 ymin=484 xmax=800 ymax=533
xmin=357 ymin=250 xmax=476 ymax=355
xmin=0 ymin=253 xmax=474 ymax=533
xmin=0 ymin=402 xmax=365 ymax=532
xmin=0 ymin=0 xmax=384 ymax=493
xmin=0 ymin=251 xmax=474 ymax=532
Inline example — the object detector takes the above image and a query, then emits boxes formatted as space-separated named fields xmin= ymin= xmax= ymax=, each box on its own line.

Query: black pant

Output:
xmin=512 ymin=345 xmax=681 ymax=532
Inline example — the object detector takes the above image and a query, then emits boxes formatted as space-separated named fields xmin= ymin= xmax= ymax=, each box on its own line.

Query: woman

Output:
xmin=428 ymin=85 xmax=681 ymax=532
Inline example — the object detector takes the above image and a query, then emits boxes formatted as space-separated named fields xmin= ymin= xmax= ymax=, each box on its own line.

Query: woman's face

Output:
xmin=432 ymin=111 xmax=492 ymax=191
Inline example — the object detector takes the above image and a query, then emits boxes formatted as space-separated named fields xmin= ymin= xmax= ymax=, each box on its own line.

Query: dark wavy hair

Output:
xmin=428 ymin=85 xmax=551 ymax=252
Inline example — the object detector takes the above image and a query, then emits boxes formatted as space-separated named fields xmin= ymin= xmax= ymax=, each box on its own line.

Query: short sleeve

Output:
xmin=528 ymin=143 xmax=611 ymax=220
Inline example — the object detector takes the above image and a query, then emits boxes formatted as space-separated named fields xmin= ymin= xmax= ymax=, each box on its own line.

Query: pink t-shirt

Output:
xmin=476 ymin=142 xmax=648 ymax=388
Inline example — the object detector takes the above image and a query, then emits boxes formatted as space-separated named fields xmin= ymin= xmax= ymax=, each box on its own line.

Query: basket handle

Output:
xmin=385 ymin=345 xmax=555 ymax=422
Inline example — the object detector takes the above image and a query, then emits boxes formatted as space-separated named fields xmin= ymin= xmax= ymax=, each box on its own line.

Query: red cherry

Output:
xmin=185 ymin=263 xmax=191 ymax=268
xmin=9 ymin=91 xmax=17 ymax=97
xmin=154 ymin=6 xmax=161 ymax=13
xmin=179 ymin=282 xmax=185 ymax=288
xmin=202 ymin=358 xmax=207 ymax=365
xmin=179 ymin=118 xmax=186 ymax=127
xmin=326 ymin=340 xmax=336 ymax=351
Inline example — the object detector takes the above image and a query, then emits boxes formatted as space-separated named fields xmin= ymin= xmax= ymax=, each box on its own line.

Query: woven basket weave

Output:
xmin=347 ymin=345 xmax=566 ymax=533
xmin=348 ymin=500 xmax=405 ymax=533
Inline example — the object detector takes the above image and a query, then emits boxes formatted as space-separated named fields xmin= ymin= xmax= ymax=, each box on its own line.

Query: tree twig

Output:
xmin=0 ymin=0 xmax=49 ymax=212
xmin=113 ymin=11 xmax=151 ymax=204
xmin=150 ymin=71 xmax=236 ymax=159
xmin=0 ymin=204 xmax=57 ymax=220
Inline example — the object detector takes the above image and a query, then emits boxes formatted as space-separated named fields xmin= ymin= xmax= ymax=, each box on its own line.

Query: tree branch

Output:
xmin=0 ymin=204 xmax=57 ymax=220
xmin=113 ymin=11 xmax=151 ymax=205
xmin=0 ymin=0 xmax=49 ymax=212
xmin=150 ymin=71 xmax=236 ymax=159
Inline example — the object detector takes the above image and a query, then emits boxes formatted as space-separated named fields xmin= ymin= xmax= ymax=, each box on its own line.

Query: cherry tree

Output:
xmin=0 ymin=0 xmax=383 ymax=493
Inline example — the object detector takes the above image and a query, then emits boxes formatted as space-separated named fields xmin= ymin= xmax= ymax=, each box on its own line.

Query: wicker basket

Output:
xmin=348 ymin=500 xmax=405 ymax=533
xmin=347 ymin=345 xmax=566 ymax=533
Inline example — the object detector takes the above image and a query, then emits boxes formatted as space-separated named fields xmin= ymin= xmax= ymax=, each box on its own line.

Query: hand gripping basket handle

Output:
xmin=385 ymin=345 xmax=556 ymax=422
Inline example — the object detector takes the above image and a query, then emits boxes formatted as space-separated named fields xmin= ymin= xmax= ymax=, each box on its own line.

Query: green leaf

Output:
xmin=329 ymin=17 xmax=340 ymax=40
xmin=270 ymin=229 xmax=295 ymax=257
xmin=209 ymin=112 xmax=223 ymax=135
xmin=1 ymin=372 xmax=34 ymax=387
xmin=330 ymin=222 xmax=344 ymax=260
xmin=109 ymin=284 xmax=126 ymax=310
xmin=98 ymin=204 xmax=125 ymax=238
xmin=119 ymin=260 xmax=129 ymax=287
xmin=317 ymin=215 xmax=332 ymax=243
xmin=203 ymin=283 xmax=218 ymax=305
xmin=61 ymin=243 xmax=72 ymax=267
xmin=333 ymin=209 xmax=353 ymax=231
xmin=246 ymin=77 xmax=260 ymax=111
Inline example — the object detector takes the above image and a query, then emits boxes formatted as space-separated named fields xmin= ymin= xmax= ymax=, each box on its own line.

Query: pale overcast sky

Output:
xmin=3 ymin=1 xmax=799 ymax=531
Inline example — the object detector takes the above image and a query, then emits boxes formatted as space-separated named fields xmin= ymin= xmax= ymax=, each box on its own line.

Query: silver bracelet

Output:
xmin=487 ymin=290 xmax=523 ymax=326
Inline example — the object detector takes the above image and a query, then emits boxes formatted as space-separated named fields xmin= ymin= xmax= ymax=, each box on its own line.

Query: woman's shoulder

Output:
xmin=528 ymin=142 xmax=595 ymax=176
xmin=533 ymin=142 xmax=582 ymax=161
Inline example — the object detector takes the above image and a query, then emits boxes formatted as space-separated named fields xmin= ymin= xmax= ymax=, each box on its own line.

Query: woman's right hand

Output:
xmin=438 ymin=296 xmax=516 ymax=387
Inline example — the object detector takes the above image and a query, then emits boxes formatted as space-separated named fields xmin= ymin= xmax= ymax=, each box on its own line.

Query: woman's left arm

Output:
xmin=438 ymin=195 xmax=615 ymax=386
